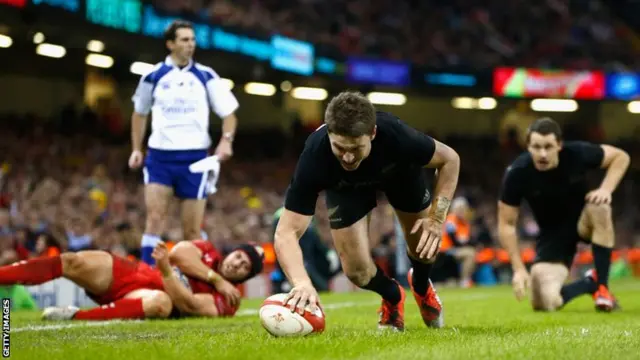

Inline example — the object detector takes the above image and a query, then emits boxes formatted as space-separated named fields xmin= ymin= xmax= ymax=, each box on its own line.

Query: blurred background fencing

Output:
xmin=0 ymin=0 xmax=639 ymax=307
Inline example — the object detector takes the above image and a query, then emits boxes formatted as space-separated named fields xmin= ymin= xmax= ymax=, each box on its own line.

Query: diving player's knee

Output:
xmin=344 ymin=262 xmax=375 ymax=287
xmin=585 ymin=203 xmax=612 ymax=224
xmin=142 ymin=291 xmax=173 ymax=319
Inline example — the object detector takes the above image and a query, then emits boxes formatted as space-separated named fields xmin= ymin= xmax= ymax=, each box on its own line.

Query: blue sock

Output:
xmin=141 ymin=233 xmax=161 ymax=265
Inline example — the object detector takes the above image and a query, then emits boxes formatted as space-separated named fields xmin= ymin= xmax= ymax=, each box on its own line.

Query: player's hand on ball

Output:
xmin=585 ymin=188 xmax=612 ymax=205
xmin=512 ymin=268 xmax=530 ymax=301
xmin=412 ymin=217 xmax=443 ymax=260
xmin=284 ymin=282 xmax=321 ymax=315
xmin=128 ymin=150 xmax=144 ymax=169
xmin=151 ymin=241 xmax=171 ymax=274
xmin=214 ymin=278 xmax=241 ymax=307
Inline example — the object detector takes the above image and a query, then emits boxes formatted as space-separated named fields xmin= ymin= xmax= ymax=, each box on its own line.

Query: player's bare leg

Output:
xmin=43 ymin=289 xmax=173 ymax=321
xmin=331 ymin=214 xmax=405 ymax=331
xmin=396 ymin=208 xmax=444 ymax=328
xmin=0 ymin=250 xmax=113 ymax=293
xmin=530 ymin=262 xmax=568 ymax=311
xmin=181 ymin=199 xmax=207 ymax=240
xmin=577 ymin=203 xmax=617 ymax=311
xmin=141 ymin=183 xmax=173 ymax=265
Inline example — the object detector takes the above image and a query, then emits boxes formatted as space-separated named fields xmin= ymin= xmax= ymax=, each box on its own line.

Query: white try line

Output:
xmin=11 ymin=300 xmax=381 ymax=333
xmin=235 ymin=300 xmax=380 ymax=316
xmin=13 ymin=293 xmax=492 ymax=333
xmin=12 ymin=320 xmax=143 ymax=333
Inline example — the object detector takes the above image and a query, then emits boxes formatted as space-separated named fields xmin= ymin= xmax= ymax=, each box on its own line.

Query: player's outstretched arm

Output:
xmin=274 ymin=209 xmax=313 ymax=286
xmin=497 ymin=202 xmax=524 ymax=270
xmin=424 ymin=140 xmax=460 ymax=222
xmin=274 ymin=209 xmax=320 ymax=313
xmin=498 ymin=201 xmax=529 ymax=301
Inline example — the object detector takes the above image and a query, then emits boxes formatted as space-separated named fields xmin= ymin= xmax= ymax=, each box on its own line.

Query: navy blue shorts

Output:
xmin=143 ymin=148 xmax=209 ymax=199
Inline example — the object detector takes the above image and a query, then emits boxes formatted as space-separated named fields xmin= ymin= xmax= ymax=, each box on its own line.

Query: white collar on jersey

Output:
xmin=164 ymin=55 xmax=194 ymax=71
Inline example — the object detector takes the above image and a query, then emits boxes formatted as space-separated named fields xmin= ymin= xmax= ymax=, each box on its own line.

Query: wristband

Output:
xmin=207 ymin=269 xmax=219 ymax=283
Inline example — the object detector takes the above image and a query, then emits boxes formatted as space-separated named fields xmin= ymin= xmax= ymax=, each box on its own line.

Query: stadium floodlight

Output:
xmin=0 ymin=34 xmax=12 ymax=48
xmin=244 ymin=82 xmax=276 ymax=96
xmin=130 ymin=61 xmax=154 ymax=76
xmin=219 ymin=78 xmax=234 ymax=91
xmin=87 ymin=40 xmax=105 ymax=53
xmin=477 ymin=97 xmax=497 ymax=110
xmin=530 ymin=99 xmax=578 ymax=112
xmin=451 ymin=97 xmax=476 ymax=109
xmin=280 ymin=81 xmax=292 ymax=92
xmin=367 ymin=92 xmax=406 ymax=106
xmin=291 ymin=87 xmax=328 ymax=101
xmin=86 ymin=53 xmax=114 ymax=69
xmin=627 ymin=101 xmax=640 ymax=114
xmin=33 ymin=32 xmax=45 ymax=44
xmin=35 ymin=43 xmax=66 ymax=58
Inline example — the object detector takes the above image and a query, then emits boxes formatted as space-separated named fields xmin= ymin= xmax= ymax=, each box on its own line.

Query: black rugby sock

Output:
xmin=592 ymin=244 xmax=612 ymax=287
xmin=409 ymin=256 xmax=433 ymax=296
xmin=362 ymin=266 xmax=401 ymax=305
xmin=560 ymin=277 xmax=598 ymax=305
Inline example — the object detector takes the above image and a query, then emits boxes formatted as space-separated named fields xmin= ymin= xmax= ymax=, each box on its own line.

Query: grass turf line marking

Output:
xmin=12 ymin=300 xmax=379 ymax=333
xmin=13 ymin=320 xmax=143 ymax=333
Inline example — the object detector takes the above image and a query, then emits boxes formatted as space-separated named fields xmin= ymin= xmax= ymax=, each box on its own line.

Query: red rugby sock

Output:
xmin=0 ymin=256 xmax=62 ymax=285
xmin=74 ymin=298 xmax=145 ymax=321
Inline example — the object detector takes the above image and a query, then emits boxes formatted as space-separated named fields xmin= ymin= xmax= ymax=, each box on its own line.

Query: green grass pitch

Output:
xmin=10 ymin=279 xmax=640 ymax=360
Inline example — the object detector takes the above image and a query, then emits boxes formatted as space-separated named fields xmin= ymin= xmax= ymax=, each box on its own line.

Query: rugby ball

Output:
xmin=259 ymin=293 xmax=325 ymax=337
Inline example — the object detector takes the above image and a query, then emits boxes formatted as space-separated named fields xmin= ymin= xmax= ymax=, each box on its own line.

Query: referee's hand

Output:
xmin=214 ymin=140 xmax=233 ymax=161
xmin=128 ymin=150 xmax=144 ymax=169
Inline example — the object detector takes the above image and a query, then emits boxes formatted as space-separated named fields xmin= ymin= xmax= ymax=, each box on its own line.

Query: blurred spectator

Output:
xmin=152 ymin=0 xmax=640 ymax=70
xmin=440 ymin=197 xmax=476 ymax=288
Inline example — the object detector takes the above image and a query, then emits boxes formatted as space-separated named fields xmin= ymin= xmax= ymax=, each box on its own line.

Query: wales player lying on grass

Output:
xmin=0 ymin=239 xmax=263 ymax=320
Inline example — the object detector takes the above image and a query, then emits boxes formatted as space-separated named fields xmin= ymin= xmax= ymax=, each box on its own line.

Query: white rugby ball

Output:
xmin=259 ymin=293 xmax=325 ymax=337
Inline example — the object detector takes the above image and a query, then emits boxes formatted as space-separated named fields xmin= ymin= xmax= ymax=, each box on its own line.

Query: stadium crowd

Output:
xmin=152 ymin=0 xmax=640 ymax=70
xmin=1 ymin=107 xmax=639 ymax=285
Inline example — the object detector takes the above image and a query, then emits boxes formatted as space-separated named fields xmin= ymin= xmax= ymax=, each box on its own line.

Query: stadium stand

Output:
xmin=152 ymin=0 xmax=640 ymax=70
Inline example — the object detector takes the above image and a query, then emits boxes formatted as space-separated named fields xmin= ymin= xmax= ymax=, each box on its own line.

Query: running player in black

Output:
xmin=275 ymin=91 xmax=460 ymax=331
xmin=498 ymin=118 xmax=629 ymax=312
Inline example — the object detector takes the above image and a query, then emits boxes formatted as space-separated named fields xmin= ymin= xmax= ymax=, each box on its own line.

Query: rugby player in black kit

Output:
xmin=498 ymin=118 xmax=629 ymax=312
xmin=275 ymin=91 xmax=460 ymax=331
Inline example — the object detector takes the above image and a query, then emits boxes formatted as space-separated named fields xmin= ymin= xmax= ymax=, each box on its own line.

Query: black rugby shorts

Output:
xmin=534 ymin=214 xmax=590 ymax=268
xmin=325 ymin=166 xmax=432 ymax=229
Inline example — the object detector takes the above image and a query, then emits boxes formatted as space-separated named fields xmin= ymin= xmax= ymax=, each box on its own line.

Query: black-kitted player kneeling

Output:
xmin=498 ymin=118 xmax=630 ymax=312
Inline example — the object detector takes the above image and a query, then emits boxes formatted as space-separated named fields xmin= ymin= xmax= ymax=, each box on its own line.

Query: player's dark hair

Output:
xmin=164 ymin=20 xmax=193 ymax=42
xmin=527 ymin=117 xmax=563 ymax=143
xmin=324 ymin=91 xmax=376 ymax=137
